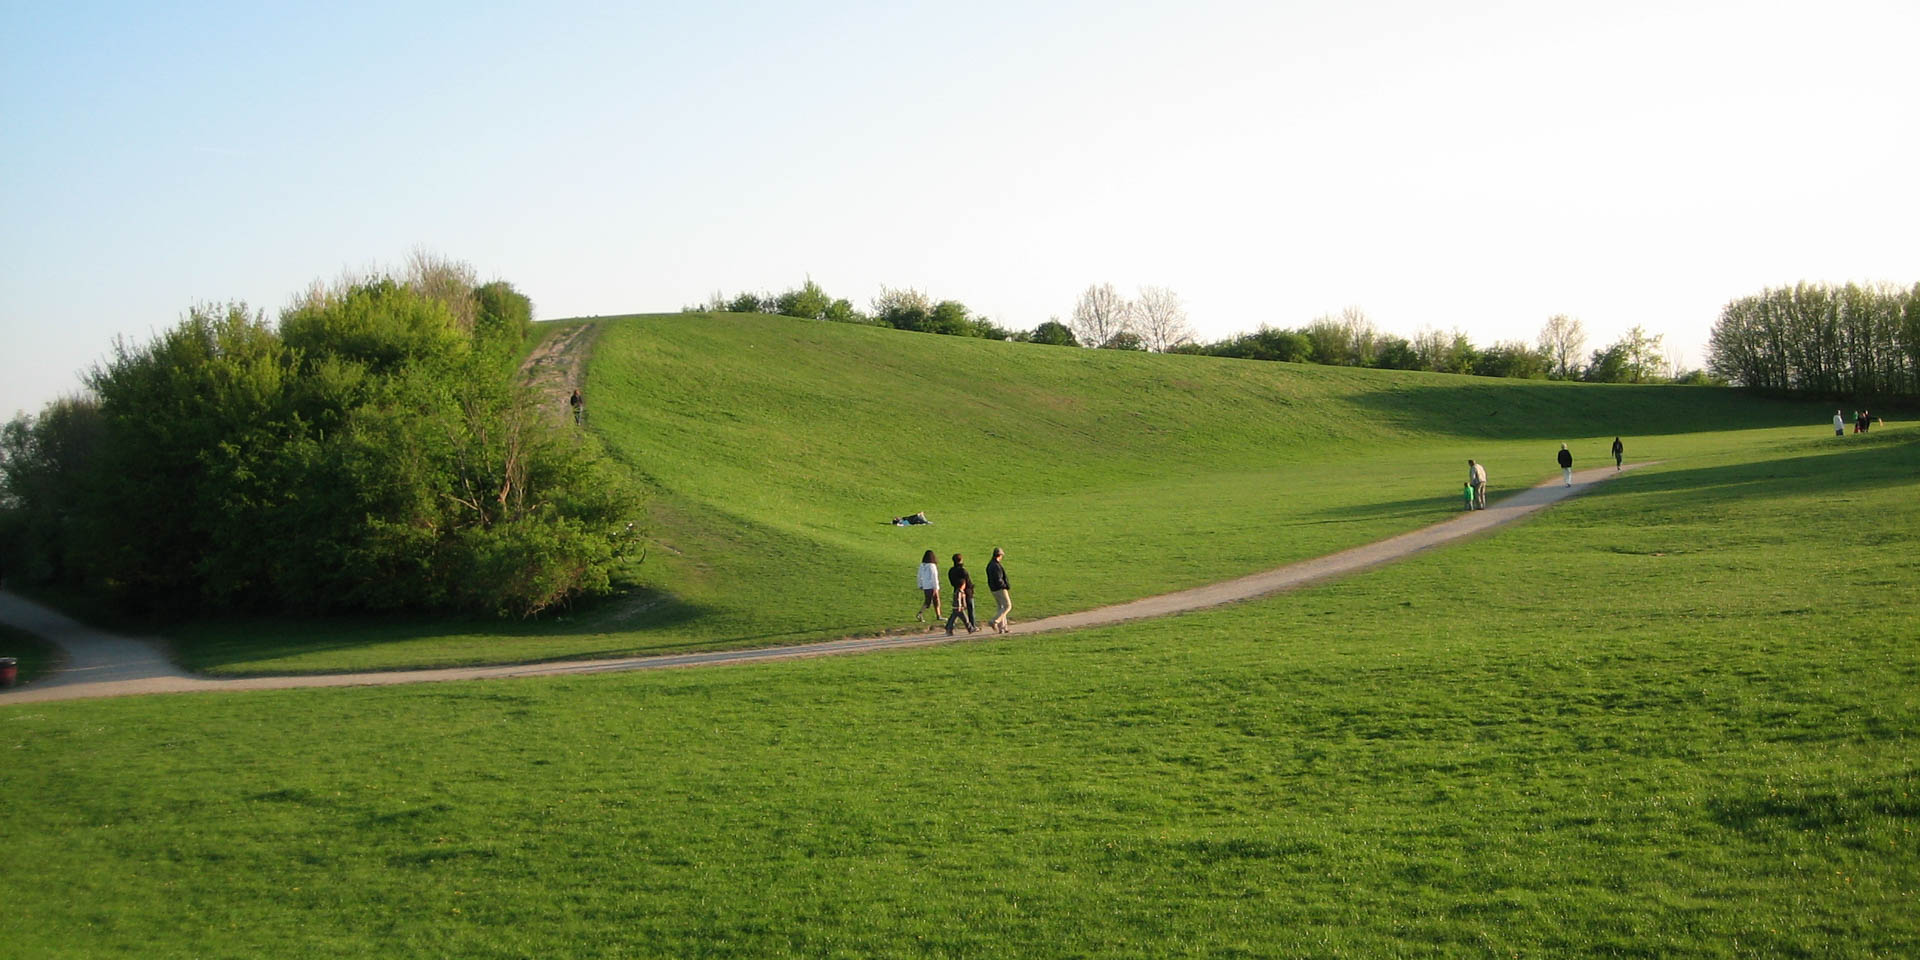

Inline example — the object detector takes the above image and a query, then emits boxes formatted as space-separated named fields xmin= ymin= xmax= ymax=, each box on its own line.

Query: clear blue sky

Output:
xmin=5 ymin=0 xmax=1917 ymax=417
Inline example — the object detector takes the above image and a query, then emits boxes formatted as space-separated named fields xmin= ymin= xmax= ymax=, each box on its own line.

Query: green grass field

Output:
xmin=2 ymin=418 xmax=1914 ymax=957
xmin=162 ymin=313 xmax=1825 ymax=676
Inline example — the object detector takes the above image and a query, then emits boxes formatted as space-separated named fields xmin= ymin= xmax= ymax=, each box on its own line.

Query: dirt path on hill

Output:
xmin=520 ymin=321 xmax=600 ymax=418
xmin=0 ymin=463 xmax=1651 ymax=704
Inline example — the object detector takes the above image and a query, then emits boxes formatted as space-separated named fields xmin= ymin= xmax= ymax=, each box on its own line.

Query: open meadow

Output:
xmin=2 ymin=314 xmax=1915 ymax=957
xmin=1 ymin=420 xmax=1914 ymax=957
xmin=162 ymin=314 xmax=1819 ymax=676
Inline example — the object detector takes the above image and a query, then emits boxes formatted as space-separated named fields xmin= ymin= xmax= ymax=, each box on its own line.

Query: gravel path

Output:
xmin=0 ymin=462 xmax=1649 ymax=704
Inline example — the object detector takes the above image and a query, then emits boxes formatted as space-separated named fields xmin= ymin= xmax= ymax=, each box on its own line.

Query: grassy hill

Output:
xmin=4 ymin=404 xmax=1914 ymax=956
xmin=172 ymin=312 xmax=1825 ymax=674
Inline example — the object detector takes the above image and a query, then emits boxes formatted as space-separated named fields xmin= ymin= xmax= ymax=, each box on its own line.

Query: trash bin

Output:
xmin=0 ymin=657 xmax=16 ymax=688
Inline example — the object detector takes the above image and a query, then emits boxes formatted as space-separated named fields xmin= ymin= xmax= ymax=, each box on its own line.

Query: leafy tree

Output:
xmin=1472 ymin=340 xmax=1550 ymax=379
xmin=1102 ymin=331 xmax=1147 ymax=351
xmin=823 ymin=298 xmax=863 ymax=324
xmin=473 ymin=281 xmax=534 ymax=347
xmin=775 ymin=279 xmax=832 ymax=320
xmin=1029 ymin=319 xmax=1078 ymax=346
xmin=1207 ymin=326 xmax=1312 ymax=363
xmin=1585 ymin=326 xmax=1665 ymax=383
xmin=726 ymin=291 xmax=768 ymax=314
xmin=1372 ymin=336 xmax=1421 ymax=371
xmin=11 ymin=269 xmax=641 ymax=619
xmin=871 ymin=286 xmax=932 ymax=332
xmin=927 ymin=300 xmax=974 ymax=337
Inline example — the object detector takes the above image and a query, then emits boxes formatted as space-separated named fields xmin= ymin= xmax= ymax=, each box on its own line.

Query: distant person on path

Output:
xmin=1835 ymin=410 xmax=1846 ymax=436
xmin=985 ymin=547 xmax=1012 ymax=634
xmin=1611 ymin=437 xmax=1624 ymax=470
xmin=1557 ymin=443 xmax=1574 ymax=486
xmin=915 ymin=549 xmax=943 ymax=624
xmin=1467 ymin=459 xmax=1487 ymax=510
xmin=569 ymin=388 xmax=585 ymax=425
xmin=946 ymin=554 xmax=976 ymax=636
xmin=1462 ymin=480 xmax=1475 ymax=511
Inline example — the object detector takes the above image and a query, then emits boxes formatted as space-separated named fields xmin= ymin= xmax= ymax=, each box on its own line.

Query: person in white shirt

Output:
xmin=1834 ymin=410 xmax=1845 ymax=436
xmin=914 ymin=550 xmax=942 ymax=624
xmin=1467 ymin=459 xmax=1488 ymax=510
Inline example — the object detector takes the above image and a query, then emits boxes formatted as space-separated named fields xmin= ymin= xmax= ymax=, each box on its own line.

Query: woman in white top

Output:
xmin=915 ymin=550 xmax=943 ymax=623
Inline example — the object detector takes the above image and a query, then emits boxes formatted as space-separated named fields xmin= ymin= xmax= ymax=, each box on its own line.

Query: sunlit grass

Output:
xmin=4 ymin=427 xmax=1914 ymax=957
xmin=165 ymin=313 xmax=1826 ymax=675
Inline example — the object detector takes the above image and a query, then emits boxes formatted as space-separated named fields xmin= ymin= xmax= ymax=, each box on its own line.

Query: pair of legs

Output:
xmin=1562 ymin=466 xmax=1573 ymax=486
xmin=1471 ymin=480 xmax=1486 ymax=509
xmin=988 ymin=589 xmax=1012 ymax=634
xmin=947 ymin=591 xmax=976 ymax=635
xmin=915 ymin=587 xmax=941 ymax=622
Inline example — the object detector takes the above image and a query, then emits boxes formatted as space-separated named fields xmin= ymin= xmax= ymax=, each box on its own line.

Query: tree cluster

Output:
xmin=691 ymin=278 xmax=1713 ymax=385
xmin=691 ymin=280 xmax=1019 ymax=341
xmin=1708 ymin=282 xmax=1920 ymax=399
xmin=1 ymin=261 xmax=640 ymax=619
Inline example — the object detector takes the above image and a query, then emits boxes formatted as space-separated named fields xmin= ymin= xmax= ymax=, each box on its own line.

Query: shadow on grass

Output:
xmin=1597 ymin=429 xmax=1919 ymax=506
xmin=1344 ymin=381 xmax=1859 ymax=441
xmin=168 ymin=585 xmax=719 ymax=673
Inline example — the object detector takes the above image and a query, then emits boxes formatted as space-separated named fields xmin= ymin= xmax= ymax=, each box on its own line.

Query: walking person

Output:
xmin=569 ymin=388 xmax=585 ymax=426
xmin=1834 ymin=410 xmax=1846 ymax=437
xmin=985 ymin=548 xmax=1012 ymax=634
xmin=1557 ymin=443 xmax=1574 ymax=486
xmin=946 ymin=553 xmax=976 ymax=636
xmin=1467 ymin=459 xmax=1487 ymax=510
xmin=1611 ymin=436 xmax=1624 ymax=470
xmin=914 ymin=550 xmax=942 ymax=625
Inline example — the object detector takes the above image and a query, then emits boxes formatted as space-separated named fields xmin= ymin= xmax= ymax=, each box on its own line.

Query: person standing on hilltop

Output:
xmin=1557 ymin=443 xmax=1574 ymax=486
xmin=1611 ymin=436 xmax=1624 ymax=470
xmin=946 ymin=553 xmax=976 ymax=636
xmin=985 ymin=547 xmax=1012 ymax=635
xmin=915 ymin=549 xmax=943 ymax=625
xmin=1467 ymin=459 xmax=1487 ymax=510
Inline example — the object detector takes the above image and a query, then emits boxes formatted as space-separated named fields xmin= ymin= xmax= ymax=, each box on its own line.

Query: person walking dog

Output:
xmin=1611 ymin=436 xmax=1624 ymax=470
xmin=985 ymin=548 xmax=1012 ymax=634
xmin=1557 ymin=443 xmax=1574 ymax=486
xmin=946 ymin=554 xmax=976 ymax=636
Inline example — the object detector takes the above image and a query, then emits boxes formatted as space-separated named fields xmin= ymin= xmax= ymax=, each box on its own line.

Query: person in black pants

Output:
xmin=946 ymin=554 xmax=976 ymax=636
xmin=1611 ymin=437 xmax=1624 ymax=471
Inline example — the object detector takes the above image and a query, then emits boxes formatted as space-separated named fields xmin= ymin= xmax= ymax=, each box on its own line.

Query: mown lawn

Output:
xmin=3 ymin=427 xmax=1913 ymax=958
xmin=163 ymin=313 xmax=1826 ymax=675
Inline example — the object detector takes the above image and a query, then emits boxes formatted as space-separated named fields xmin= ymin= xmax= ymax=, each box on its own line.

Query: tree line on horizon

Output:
xmin=0 ymin=255 xmax=641 ymax=619
xmin=693 ymin=280 xmax=1715 ymax=385
xmin=1707 ymin=282 xmax=1920 ymax=401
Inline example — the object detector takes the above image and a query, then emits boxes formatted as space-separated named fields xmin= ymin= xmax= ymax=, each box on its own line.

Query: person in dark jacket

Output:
xmin=1611 ymin=437 xmax=1624 ymax=471
xmin=1557 ymin=443 xmax=1574 ymax=486
xmin=984 ymin=547 xmax=1012 ymax=634
xmin=946 ymin=554 xmax=976 ymax=636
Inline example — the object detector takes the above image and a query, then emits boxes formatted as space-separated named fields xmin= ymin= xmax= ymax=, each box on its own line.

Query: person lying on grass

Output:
xmin=892 ymin=512 xmax=931 ymax=526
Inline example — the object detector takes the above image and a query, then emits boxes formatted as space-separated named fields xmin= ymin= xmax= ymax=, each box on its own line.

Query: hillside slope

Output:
xmin=580 ymin=313 xmax=1814 ymax=644
xmin=168 ymin=311 xmax=1825 ymax=673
